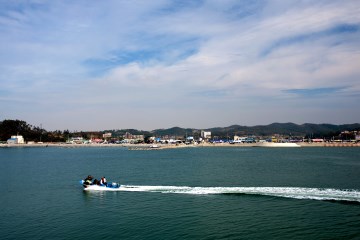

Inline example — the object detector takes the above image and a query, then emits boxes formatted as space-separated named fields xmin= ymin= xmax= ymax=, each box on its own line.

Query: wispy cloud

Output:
xmin=261 ymin=23 xmax=360 ymax=56
xmin=283 ymin=86 xmax=348 ymax=97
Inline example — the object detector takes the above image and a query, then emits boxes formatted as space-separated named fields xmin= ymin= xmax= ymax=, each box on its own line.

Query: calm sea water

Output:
xmin=0 ymin=146 xmax=360 ymax=239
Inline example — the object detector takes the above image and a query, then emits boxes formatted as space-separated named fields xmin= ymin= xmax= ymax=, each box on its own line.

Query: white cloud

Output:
xmin=0 ymin=0 xmax=359 ymax=130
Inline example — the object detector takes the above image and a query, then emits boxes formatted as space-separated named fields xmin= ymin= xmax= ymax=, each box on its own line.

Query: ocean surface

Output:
xmin=0 ymin=146 xmax=360 ymax=239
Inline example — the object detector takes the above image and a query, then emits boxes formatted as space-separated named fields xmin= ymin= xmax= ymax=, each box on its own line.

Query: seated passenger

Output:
xmin=93 ymin=179 xmax=100 ymax=185
xmin=84 ymin=175 xmax=93 ymax=185
xmin=100 ymin=177 xmax=107 ymax=186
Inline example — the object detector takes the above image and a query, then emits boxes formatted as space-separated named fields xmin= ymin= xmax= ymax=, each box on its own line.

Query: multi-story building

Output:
xmin=201 ymin=131 xmax=211 ymax=140
xmin=7 ymin=135 xmax=25 ymax=144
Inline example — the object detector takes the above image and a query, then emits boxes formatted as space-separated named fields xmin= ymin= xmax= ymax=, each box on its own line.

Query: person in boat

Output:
xmin=100 ymin=176 xmax=107 ymax=186
xmin=93 ymin=178 xmax=100 ymax=185
xmin=84 ymin=175 xmax=93 ymax=185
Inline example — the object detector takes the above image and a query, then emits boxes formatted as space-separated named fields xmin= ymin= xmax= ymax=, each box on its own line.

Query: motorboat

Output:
xmin=80 ymin=180 xmax=120 ymax=190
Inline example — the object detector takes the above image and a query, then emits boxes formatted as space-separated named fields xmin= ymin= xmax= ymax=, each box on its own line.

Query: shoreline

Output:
xmin=1 ymin=142 xmax=360 ymax=149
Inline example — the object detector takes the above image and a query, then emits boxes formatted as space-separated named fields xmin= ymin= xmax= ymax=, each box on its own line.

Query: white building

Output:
xmin=7 ymin=135 xmax=25 ymax=144
xmin=234 ymin=136 xmax=247 ymax=142
xmin=201 ymin=131 xmax=211 ymax=139
xmin=69 ymin=137 xmax=84 ymax=144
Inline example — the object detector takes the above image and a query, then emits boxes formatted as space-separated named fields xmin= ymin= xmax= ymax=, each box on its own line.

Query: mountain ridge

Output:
xmin=106 ymin=122 xmax=360 ymax=138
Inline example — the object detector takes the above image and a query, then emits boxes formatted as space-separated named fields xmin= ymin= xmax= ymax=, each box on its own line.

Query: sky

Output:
xmin=0 ymin=0 xmax=359 ymax=131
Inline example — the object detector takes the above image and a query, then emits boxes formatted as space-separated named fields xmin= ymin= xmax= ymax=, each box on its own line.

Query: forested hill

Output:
xmin=150 ymin=123 xmax=360 ymax=138
xmin=0 ymin=119 xmax=65 ymax=142
xmin=204 ymin=123 xmax=360 ymax=138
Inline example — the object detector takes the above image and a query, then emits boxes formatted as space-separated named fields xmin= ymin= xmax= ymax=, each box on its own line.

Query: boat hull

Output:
xmin=80 ymin=180 xmax=121 ymax=191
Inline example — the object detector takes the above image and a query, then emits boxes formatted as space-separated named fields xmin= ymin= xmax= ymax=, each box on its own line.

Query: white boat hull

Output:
xmin=83 ymin=185 xmax=121 ymax=191
xmin=80 ymin=180 xmax=121 ymax=191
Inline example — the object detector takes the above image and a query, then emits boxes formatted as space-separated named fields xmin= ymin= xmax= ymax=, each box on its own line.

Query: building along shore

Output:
xmin=1 ymin=141 xmax=360 ymax=149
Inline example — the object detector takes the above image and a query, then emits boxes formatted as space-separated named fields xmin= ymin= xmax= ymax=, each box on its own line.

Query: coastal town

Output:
xmin=1 ymin=120 xmax=360 ymax=148
xmin=3 ymin=129 xmax=360 ymax=149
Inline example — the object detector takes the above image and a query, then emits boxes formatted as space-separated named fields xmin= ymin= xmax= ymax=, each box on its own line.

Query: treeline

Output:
xmin=0 ymin=119 xmax=121 ymax=142
xmin=0 ymin=119 xmax=66 ymax=142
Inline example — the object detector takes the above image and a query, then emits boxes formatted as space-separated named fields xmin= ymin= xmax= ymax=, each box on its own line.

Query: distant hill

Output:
xmin=2 ymin=119 xmax=359 ymax=141
xmin=104 ymin=123 xmax=360 ymax=137
xmin=103 ymin=129 xmax=149 ymax=137
xmin=151 ymin=127 xmax=196 ymax=137
xmin=201 ymin=123 xmax=360 ymax=138
xmin=110 ymin=122 xmax=360 ymax=139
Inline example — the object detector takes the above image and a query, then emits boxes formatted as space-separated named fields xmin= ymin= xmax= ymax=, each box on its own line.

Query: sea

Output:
xmin=0 ymin=146 xmax=360 ymax=240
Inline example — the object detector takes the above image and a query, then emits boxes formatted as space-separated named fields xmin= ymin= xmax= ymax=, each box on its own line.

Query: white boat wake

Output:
xmin=85 ymin=185 xmax=360 ymax=203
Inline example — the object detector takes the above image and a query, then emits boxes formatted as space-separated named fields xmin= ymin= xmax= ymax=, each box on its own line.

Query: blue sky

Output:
xmin=0 ymin=0 xmax=359 ymax=131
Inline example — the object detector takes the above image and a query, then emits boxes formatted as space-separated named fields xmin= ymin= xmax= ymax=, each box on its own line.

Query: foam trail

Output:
xmin=117 ymin=186 xmax=360 ymax=203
